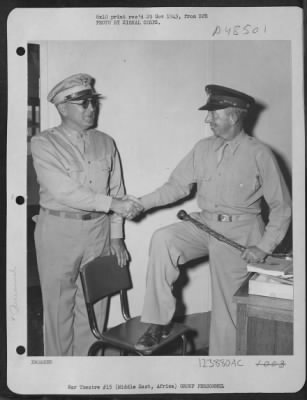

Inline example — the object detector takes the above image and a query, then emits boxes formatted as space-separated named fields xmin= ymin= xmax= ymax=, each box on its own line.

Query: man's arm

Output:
xmin=242 ymin=146 xmax=292 ymax=263
xmin=107 ymin=144 xmax=127 ymax=239
xmin=107 ymin=143 xmax=144 ymax=267
xmin=139 ymin=146 xmax=197 ymax=211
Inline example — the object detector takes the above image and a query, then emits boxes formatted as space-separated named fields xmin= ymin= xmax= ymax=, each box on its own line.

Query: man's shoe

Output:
xmin=135 ymin=323 xmax=172 ymax=351
xmin=161 ymin=323 xmax=172 ymax=338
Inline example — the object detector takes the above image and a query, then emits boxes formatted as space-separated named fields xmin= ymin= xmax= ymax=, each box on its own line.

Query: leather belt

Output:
xmin=41 ymin=207 xmax=102 ymax=221
xmin=202 ymin=211 xmax=257 ymax=222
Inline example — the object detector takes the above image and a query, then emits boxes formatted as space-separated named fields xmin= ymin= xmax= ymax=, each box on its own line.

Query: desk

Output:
xmin=233 ymin=275 xmax=293 ymax=355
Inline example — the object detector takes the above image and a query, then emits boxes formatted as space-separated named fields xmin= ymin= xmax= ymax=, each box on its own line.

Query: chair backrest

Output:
xmin=80 ymin=255 xmax=132 ymax=305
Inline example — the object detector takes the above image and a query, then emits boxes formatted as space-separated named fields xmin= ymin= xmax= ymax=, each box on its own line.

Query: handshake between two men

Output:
xmin=110 ymin=195 xmax=144 ymax=220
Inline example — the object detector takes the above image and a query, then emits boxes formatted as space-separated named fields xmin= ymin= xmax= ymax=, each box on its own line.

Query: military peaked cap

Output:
xmin=199 ymin=84 xmax=255 ymax=111
xmin=47 ymin=73 xmax=102 ymax=105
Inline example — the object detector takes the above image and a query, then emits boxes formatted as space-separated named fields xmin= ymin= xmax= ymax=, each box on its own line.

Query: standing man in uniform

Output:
xmin=31 ymin=73 xmax=142 ymax=356
xmin=133 ymin=85 xmax=291 ymax=355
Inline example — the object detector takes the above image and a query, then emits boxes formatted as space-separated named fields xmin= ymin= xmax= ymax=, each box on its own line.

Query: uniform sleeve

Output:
xmin=140 ymin=146 xmax=196 ymax=210
xmin=108 ymin=144 xmax=125 ymax=239
xmin=31 ymin=135 xmax=113 ymax=213
xmin=255 ymin=146 xmax=292 ymax=253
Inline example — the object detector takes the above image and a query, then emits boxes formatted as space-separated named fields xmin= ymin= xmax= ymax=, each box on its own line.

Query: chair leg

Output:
xmin=181 ymin=334 xmax=187 ymax=356
xmin=88 ymin=341 xmax=105 ymax=356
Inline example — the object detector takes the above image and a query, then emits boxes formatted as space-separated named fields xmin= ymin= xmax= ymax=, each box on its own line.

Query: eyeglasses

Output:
xmin=67 ymin=98 xmax=99 ymax=109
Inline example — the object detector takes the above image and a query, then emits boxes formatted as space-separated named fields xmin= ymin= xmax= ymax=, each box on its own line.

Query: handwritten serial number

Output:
xmin=198 ymin=358 xmax=244 ymax=368
xmin=212 ymin=24 xmax=267 ymax=37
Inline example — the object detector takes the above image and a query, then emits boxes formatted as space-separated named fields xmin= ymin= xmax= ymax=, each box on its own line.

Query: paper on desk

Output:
xmin=248 ymin=273 xmax=294 ymax=299
xmin=247 ymin=256 xmax=293 ymax=277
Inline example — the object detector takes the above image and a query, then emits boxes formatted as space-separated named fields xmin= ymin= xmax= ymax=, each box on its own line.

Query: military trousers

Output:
xmin=34 ymin=210 xmax=110 ymax=356
xmin=140 ymin=212 xmax=264 ymax=355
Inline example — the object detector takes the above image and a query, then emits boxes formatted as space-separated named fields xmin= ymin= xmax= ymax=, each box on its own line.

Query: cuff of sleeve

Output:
xmin=256 ymin=239 xmax=276 ymax=255
xmin=94 ymin=194 xmax=113 ymax=213
xmin=110 ymin=222 xmax=123 ymax=239
xmin=139 ymin=195 xmax=153 ymax=211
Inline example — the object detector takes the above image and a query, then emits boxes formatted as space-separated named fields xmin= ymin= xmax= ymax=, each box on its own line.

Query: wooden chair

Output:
xmin=80 ymin=255 xmax=191 ymax=356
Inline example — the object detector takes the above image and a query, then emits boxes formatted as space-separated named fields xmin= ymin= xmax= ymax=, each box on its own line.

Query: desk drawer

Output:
xmin=247 ymin=317 xmax=293 ymax=355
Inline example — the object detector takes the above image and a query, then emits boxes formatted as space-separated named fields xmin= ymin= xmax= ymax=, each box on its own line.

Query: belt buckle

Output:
xmin=218 ymin=214 xmax=232 ymax=222
xmin=82 ymin=213 xmax=92 ymax=221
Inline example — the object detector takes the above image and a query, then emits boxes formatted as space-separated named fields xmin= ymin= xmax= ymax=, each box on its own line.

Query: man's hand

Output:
xmin=124 ymin=195 xmax=144 ymax=219
xmin=241 ymin=246 xmax=268 ymax=263
xmin=110 ymin=196 xmax=144 ymax=219
xmin=110 ymin=238 xmax=129 ymax=268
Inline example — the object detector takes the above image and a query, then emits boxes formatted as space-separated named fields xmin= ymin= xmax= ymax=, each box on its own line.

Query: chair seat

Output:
xmin=95 ymin=316 xmax=191 ymax=355
xmin=81 ymin=257 xmax=192 ymax=356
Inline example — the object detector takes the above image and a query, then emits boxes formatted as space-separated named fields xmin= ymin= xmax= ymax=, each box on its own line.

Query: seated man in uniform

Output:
xmin=132 ymin=84 xmax=291 ymax=355
xmin=31 ymin=73 xmax=142 ymax=356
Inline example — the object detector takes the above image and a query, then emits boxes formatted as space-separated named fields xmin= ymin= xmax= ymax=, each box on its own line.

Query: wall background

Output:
xmin=34 ymin=40 xmax=291 ymax=326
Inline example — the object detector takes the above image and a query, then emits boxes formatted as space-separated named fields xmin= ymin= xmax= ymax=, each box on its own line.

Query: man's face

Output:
xmin=62 ymin=97 xmax=98 ymax=130
xmin=205 ymin=109 xmax=233 ymax=140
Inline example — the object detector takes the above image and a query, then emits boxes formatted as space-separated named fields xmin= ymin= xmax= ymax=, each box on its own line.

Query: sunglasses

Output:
xmin=67 ymin=97 xmax=99 ymax=109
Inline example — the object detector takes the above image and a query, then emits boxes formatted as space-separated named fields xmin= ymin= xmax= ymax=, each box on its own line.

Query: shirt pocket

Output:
xmin=199 ymin=171 xmax=212 ymax=183
xmin=197 ymin=171 xmax=214 ymax=200
xmin=92 ymin=156 xmax=111 ymax=193
xmin=94 ymin=158 xmax=111 ymax=172
xmin=221 ymin=169 xmax=260 ymax=205
xmin=66 ymin=165 xmax=86 ymax=185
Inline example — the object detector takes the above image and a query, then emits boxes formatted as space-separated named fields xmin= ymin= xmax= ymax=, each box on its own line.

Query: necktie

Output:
xmin=217 ymin=142 xmax=229 ymax=165
xmin=76 ymin=134 xmax=85 ymax=154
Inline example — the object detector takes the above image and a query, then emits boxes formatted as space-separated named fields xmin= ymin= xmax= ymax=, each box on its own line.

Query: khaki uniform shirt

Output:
xmin=141 ymin=132 xmax=291 ymax=253
xmin=31 ymin=126 xmax=124 ymax=238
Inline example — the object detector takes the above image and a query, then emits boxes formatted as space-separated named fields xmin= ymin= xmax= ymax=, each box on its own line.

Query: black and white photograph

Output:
xmin=6 ymin=6 xmax=305 ymax=396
